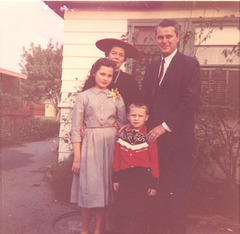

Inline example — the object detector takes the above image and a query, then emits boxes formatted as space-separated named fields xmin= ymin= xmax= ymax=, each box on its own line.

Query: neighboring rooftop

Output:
xmin=0 ymin=68 xmax=27 ymax=80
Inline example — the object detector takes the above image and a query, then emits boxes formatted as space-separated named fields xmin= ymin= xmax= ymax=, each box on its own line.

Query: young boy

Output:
xmin=113 ymin=101 xmax=160 ymax=234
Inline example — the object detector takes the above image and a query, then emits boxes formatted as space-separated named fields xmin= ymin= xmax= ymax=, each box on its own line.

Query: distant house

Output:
xmin=0 ymin=68 xmax=27 ymax=95
xmin=44 ymin=0 xmax=240 ymax=161
xmin=44 ymin=100 xmax=57 ymax=118
xmin=0 ymin=68 xmax=57 ymax=118
xmin=0 ymin=68 xmax=31 ymax=123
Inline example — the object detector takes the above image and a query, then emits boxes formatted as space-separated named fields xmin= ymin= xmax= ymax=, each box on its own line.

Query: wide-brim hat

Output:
xmin=96 ymin=38 xmax=139 ymax=58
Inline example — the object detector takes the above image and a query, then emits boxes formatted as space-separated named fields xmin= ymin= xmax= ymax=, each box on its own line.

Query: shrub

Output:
xmin=0 ymin=93 xmax=24 ymax=110
xmin=1 ymin=117 xmax=60 ymax=147
xmin=45 ymin=155 xmax=74 ymax=202
xmin=193 ymin=108 xmax=240 ymax=192
xmin=190 ymin=108 xmax=240 ymax=217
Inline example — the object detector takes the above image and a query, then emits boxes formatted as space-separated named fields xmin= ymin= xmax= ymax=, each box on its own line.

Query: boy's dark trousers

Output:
xmin=113 ymin=167 xmax=153 ymax=234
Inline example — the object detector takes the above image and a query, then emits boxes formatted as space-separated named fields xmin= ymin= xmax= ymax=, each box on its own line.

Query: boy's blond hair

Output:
xmin=128 ymin=101 xmax=149 ymax=114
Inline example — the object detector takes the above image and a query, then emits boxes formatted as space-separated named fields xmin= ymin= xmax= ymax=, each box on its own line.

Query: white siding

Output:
xmin=196 ymin=46 xmax=240 ymax=65
xmin=64 ymin=19 xmax=127 ymax=32
xmin=195 ymin=26 xmax=240 ymax=65
xmin=63 ymin=45 xmax=103 ymax=57
xmin=62 ymin=57 xmax=100 ymax=69
xmin=64 ymin=32 xmax=126 ymax=44
xmin=61 ymin=68 xmax=89 ymax=81
xmin=59 ymin=13 xmax=128 ymax=160
xmin=195 ymin=26 xmax=240 ymax=46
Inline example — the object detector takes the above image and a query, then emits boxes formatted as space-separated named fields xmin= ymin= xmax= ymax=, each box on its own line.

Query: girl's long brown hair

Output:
xmin=82 ymin=58 xmax=116 ymax=91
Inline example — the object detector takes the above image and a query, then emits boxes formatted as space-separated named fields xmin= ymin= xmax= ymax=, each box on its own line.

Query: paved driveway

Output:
xmin=1 ymin=138 xmax=239 ymax=234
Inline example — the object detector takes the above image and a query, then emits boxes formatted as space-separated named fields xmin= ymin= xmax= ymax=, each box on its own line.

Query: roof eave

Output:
xmin=43 ymin=1 xmax=239 ymax=19
xmin=0 ymin=68 xmax=27 ymax=79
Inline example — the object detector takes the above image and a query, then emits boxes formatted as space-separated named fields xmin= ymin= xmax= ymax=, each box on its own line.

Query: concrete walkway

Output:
xmin=1 ymin=139 xmax=239 ymax=234
xmin=1 ymin=138 xmax=72 ymax=234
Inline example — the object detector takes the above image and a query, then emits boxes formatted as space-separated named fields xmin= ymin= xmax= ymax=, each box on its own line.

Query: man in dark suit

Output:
xmin=141 ymin=19 xmax=201 ymax=234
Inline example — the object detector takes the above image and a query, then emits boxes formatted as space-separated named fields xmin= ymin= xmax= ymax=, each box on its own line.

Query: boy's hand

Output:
xmin=113 ymin=182 xmax=119 ymax=192
xmin=148 ymin=188 xmax=157 ymax=196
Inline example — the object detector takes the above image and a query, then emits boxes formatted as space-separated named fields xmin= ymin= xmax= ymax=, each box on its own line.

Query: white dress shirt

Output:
xmin=160 ymin=49 xmax=178 ymax=132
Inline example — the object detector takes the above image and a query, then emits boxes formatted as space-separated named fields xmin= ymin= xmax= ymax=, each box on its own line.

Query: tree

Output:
xmin=20 ymin=41 xmax=63 ymax=118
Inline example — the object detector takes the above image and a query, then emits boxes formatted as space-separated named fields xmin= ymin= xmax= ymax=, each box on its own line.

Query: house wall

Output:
xmin=58 ymin=4 xmax=239 ymax=160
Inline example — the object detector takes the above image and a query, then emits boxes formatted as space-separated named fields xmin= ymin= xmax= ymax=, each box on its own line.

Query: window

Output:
xmin=201 ymin=68 xmax=239 ymax=109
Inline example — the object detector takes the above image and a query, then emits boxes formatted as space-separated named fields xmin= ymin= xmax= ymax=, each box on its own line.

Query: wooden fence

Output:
xmin=0 ymin=104 xmax=45 ymax=127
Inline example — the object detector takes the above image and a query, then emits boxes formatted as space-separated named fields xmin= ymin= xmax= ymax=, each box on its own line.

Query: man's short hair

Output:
xmin=155 ymin=19 xmax=180 ymax=36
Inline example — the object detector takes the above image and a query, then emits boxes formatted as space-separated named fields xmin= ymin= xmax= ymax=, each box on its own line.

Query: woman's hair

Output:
xmin=104 ymin=50 xmax=111 ymax=58
xmin=105 ymin=46 xmax=127 ymax=62
xmin=82 ymin=58 xmax=116 ymax=91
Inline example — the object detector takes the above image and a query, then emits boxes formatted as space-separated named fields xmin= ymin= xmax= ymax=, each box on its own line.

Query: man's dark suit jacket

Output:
xmin=142 ymin=51 xmax=201 ymax=192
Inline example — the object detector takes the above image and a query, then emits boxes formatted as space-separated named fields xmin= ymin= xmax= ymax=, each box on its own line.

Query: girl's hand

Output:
xmin=72 ymin=161 xmax=80 ymax=175
xmin=113 ymin=122 xmax=119 ymax=130
xmin=148 ymin=188 xmax=157 ymax=196
xmin=117 ymin=123 xmax=130 ymax=135
xmin=113 ymin=182 xmax=119 ymax=192
xmin=80 ymin=125 xmax=86 ymax=138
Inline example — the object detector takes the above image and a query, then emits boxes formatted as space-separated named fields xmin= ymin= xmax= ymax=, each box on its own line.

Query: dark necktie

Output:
xmin=158 ymin=58 xmax=165 ymax=86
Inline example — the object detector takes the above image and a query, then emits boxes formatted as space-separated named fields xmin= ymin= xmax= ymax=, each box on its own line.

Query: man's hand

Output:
xmin=113 ymin=182 xmax=119 ymax=192
xmin=148 ymin=188 xmax=157 ymax=196
xmin=148 ymin=124 xmax=166 ymax=142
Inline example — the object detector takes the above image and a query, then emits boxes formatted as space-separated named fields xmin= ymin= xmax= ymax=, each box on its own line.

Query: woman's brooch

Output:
xmin=107 ymin=88 xmax=120 ymax=103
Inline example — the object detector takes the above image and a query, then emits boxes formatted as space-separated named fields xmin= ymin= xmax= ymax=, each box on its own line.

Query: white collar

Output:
xmin=162 ymin=49 xmax=177 ymax=65
xmin=158 ymin=49 xmax=177 ymax=85
xmin=90 ymin=87 xmax=109 ymax=95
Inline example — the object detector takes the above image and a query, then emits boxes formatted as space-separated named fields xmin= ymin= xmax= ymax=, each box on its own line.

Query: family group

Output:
xmin=70 ymin=19 xmax=201 ymax=234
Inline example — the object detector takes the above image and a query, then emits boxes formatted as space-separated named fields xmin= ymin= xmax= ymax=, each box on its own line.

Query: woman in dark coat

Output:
xmin=94 ymin=38 xmax=141 ymax=108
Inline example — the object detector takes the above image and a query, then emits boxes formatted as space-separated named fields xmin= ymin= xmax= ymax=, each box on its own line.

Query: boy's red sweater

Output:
xmin=113 ymin=125 xmax=159 ymax=179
